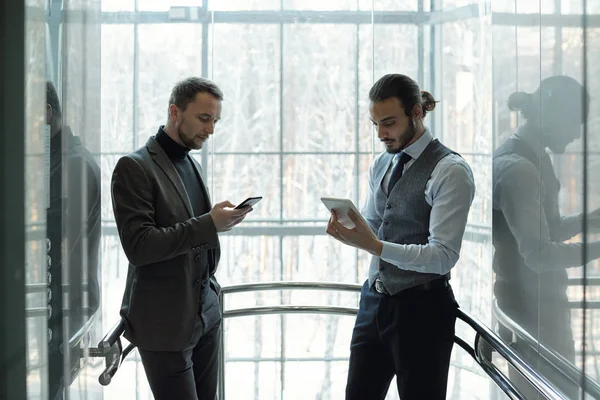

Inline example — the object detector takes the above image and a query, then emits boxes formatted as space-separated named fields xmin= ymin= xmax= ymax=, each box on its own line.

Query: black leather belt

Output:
xmin=374 ymin=277 xmax=449 ymax=295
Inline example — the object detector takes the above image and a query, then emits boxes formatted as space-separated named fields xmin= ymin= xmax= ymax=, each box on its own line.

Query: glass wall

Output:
xmin=491 ymin=0 xmax=600 ymax=398
xmin=1 ymin=0 xmax=598 ymax=399
xmin=22 ymin=0 xmax=104 ymax=399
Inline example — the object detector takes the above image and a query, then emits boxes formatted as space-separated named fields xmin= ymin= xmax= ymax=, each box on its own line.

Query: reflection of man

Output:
xmin=46 ymin=81 xmax=101 ymax=400
xmin=111 ymin=77 xmax=251 ymax=400
xmin=493 ymin=75 xmax=600 ymax=397
xmin=327 ymin=74 xmax=475 ymax=400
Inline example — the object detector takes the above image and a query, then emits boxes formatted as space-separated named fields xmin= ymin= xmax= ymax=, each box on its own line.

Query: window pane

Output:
xmin=283 ymin=314 xmax=355 ymax=358
xmin=282 ymin=361 xmax=348 ymax=398
xmin=358 ymin=154 xmax=373 ymax=212
xmin=282 ymin=235 xmax=359 ymax=281
xmin=225 ymin=362 xmax=281 ymax=399
xmin=206 ymin=154 xmax=280 ymax=219
xmin=282 ymin=24 xmax=357 ymax=152
xmin=215 ymin=236 xmax=282 ymax=284
xmin=358 ymin=24 xmax=420 ymax=155
xmin=463 ymin=154 xmax=491 ymax=227
xmin=359 ymin=0 xmax=418 ymax=11
xmin=561 ymin=0 xmax=600 ymax=13
xmin=101 ymin=25 xmax=134 ymax=152
xmin=284 ymin=0 xmax=357 ymax=10
xmin=209 ymin=0 xmax=280 ymax=11
xmin=225 ymin=316 xmax=282 ymax=359
xmin=515 ymin=0 xmax=553 ymax=13
xmin=137 ymin=0 xmax=203 ymax=11
xmin=515 ymin=27 xmax=555 ymax=89
xmin=137 ymin=24 xmax=203 ymax=147
xmin=492 ymin=0 xmax=515 ymax=12
xmin=101 ymin=155 xmax=121 ymax=223
xmin=282 ymin=155 xmax=357 ymax=220
xmin=210 ymin=24 xmax=281 ymax=153
xmin=101 ymin=0 xmax=134 ymax=11
xmin=492 ymin=25 xmax=518 ymax=145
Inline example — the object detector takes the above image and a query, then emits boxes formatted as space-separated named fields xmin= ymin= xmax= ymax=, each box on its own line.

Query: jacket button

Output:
xmin=193 ymin=279 xmax=200 ymax=287
xmin=194 ymin=254 xmax=201 ymax=262
xmin=383 ymin=220 xmax=389 ymax=226
xmin=379 ymin=266 xmax=384 ymax=271
xmin=385 ymin=204 xmax=391 ymax=209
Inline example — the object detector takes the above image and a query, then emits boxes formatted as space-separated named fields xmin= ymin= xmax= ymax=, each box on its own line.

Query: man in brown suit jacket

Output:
xmin=111 ymin=77 xmax=252 ymax=400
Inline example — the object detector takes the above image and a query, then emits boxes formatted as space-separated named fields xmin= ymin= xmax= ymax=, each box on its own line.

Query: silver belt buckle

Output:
xmin=375 ymin=279 xmax=386 ymax=294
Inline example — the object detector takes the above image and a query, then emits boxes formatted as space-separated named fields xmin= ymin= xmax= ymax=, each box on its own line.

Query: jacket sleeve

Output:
xmin=111 ymin=155 xmax=219 ymax=266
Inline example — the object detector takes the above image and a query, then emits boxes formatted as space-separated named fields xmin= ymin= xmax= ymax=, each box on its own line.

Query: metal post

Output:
xmin=0 ymin=0 xmax=27 ymax=399
xmin=218 ymin=292 xmax=226 ymax=400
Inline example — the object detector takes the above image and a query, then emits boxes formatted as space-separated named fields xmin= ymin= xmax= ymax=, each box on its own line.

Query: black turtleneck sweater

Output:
xmin=155 ymin=127 xmax=220 ymax=327
xmin=155 ymin=127 xmax=208 ymax=217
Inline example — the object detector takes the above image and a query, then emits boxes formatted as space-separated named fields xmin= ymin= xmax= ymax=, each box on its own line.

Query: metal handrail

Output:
xmin=493 ymin=300 xmax=600 ymax=399
xmin=453 ymin=336 xmax=524 ymax=399
xmin=217 ymin=282 xmax=564 ymax=400
xmin=221 ymin=281 xmax=363 ymax=294
xmin=93 ymin=281 xmax=570 ymax=400
xmin=216 ymin=282 xmax=362 ymax=400
xmin=457 ymin=309 xmax=567 ymax=400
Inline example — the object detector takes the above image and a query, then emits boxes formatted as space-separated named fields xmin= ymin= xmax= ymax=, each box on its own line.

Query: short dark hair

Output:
xmin=508 ymin=75 xmax=589 ymax=122
xmin=168 ymin=77 xmax=223 ymax=113
xmin=47 ymin=81 xmax=62 ymax=117
xmin=369 ymin=74 xmax=437 ymax=118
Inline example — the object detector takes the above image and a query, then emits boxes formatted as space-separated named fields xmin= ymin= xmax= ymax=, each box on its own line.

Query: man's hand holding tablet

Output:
xmin=321 ymin=197 xmax=383 ymax=256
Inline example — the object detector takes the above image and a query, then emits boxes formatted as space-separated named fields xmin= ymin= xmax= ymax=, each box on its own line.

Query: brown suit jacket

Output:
xmin=111 ymin=136 xmax=221 ymax=351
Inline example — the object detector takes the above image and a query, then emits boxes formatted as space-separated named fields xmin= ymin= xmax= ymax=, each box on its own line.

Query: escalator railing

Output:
xmin=92 ymin=281 xmax=568 ymax=399
xmin=493 ymin=300 xmax=600 ymax=399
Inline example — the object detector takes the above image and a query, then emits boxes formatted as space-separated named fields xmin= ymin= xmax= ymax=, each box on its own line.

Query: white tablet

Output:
xmin=320 ymin=197 xmax=367 ymax=229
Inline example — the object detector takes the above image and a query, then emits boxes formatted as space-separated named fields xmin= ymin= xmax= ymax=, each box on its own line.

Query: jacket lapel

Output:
xmin=146 ymin=137 xmax=194 ymax=217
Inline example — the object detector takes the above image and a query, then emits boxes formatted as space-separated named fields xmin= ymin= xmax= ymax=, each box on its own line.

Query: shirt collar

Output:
xmin=397 ymin=126 xmax=434 ymax=161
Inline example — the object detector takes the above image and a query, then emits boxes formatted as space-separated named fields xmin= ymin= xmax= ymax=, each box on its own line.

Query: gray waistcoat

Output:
xmin=368 ymin=139 xmax=454 ymax=295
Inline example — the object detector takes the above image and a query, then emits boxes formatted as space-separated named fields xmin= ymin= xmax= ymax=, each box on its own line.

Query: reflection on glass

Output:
xmin=46 ymin=80 xmax=102 ymax=399
xmin=493 ymin=76 xmax=593 ymax=398
xmin=25 ymin=2 xmax=49 ymax=398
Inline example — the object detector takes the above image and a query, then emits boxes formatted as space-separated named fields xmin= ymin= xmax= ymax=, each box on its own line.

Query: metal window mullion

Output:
xmin=581 ymin=0 xmax=589 ymax=393
xmin=278 ymin=1 xmax=285 ymax=396
xmin=418 ymin=0 xmax=424 ymax=86
xmin=201 ymin=2 xmax=209 ymax=176
xmin=133 ymin=0 xmax=139 ymax=151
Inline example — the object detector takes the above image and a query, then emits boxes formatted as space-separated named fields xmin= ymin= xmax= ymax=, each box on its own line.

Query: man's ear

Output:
xmin=411 ymin=104 xmax=423 ymax=120
xmin=46 ymin=104 xmax=52 ymax=124
xmin=168 ymin=104 xmax=179 ymax=122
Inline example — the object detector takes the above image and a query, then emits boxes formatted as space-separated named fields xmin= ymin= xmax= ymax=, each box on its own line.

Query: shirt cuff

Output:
xmin=380 ymin=241 xmax=407 ymax=265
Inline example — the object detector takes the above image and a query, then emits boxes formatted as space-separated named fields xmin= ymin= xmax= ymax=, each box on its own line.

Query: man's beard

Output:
xmin=387 ymin=119 xmax=416 ymax=154
xmin=177 ymin=121 xmax=197 ymax=150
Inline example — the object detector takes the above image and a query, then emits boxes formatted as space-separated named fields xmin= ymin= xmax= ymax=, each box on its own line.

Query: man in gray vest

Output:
xmin=326 ymin=73 xmax=475 ymax=400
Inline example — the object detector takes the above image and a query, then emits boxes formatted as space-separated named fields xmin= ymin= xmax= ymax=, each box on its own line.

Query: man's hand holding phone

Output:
xmin=209 ymin=197 xmax=262 ymax=232
xmin=210 ymin=201 xmax=252 ymax=232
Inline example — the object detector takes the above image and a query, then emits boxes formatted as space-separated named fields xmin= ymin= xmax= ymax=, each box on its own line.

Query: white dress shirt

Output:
xmin=362 ymin=127 xmax=476 ymax=275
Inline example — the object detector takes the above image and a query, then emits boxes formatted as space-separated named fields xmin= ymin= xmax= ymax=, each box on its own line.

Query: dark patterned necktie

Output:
xmin=387 ymin=151 xmax=412 ymax=194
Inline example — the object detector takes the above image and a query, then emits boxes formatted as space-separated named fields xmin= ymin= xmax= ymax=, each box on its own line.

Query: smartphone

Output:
xmin=234 ymin=196 xmax=263 ymax=209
